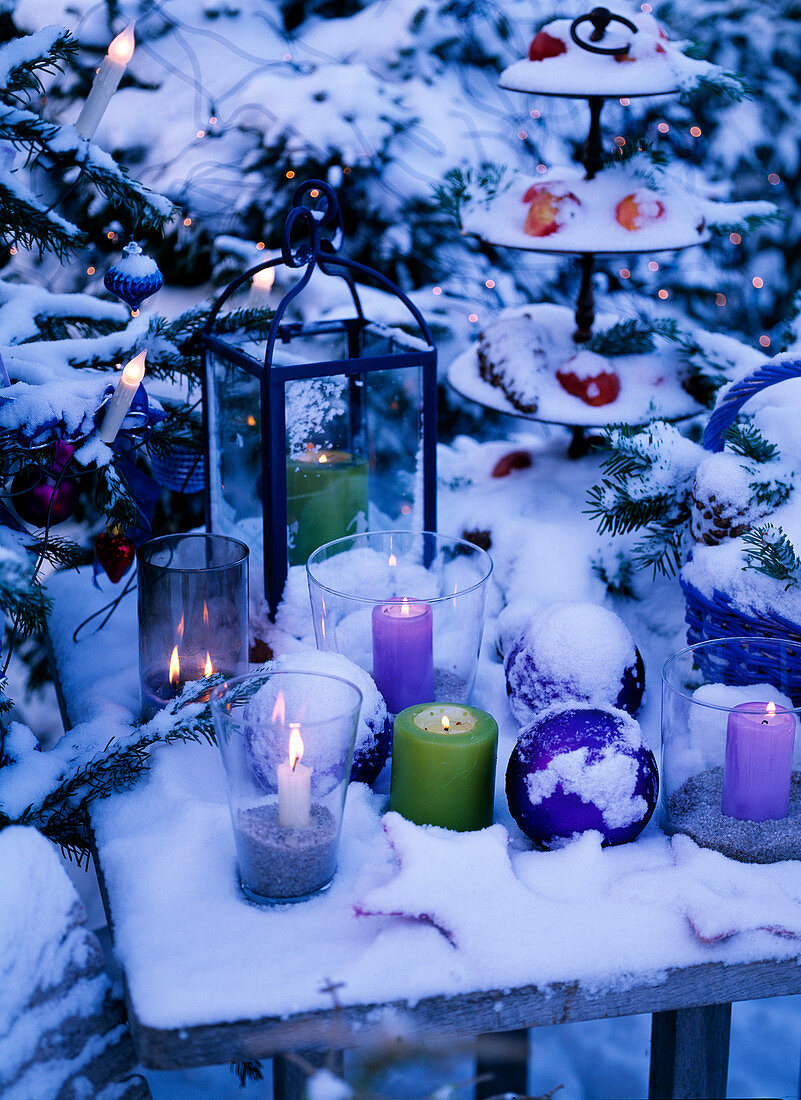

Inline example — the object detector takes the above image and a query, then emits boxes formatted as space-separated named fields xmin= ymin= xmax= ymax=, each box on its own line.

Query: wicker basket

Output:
xmin=148 ymin=447 xmax=205 ymax=494
xmin=680 ymin=355 xmax=801 ymax=693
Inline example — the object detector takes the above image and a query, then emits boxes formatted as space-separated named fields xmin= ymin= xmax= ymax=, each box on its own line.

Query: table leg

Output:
xmin=273 ymin=1050 xmax=344 ymax=1100
xmin=649 ymin=1003 xmax=732 ymax=1100
xmin=476 ymin=1029 xmax=529 ymax=1099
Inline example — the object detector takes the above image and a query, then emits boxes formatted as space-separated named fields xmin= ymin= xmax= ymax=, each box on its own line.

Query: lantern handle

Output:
xmin=281 ymin=180 xmax=344 ymax=268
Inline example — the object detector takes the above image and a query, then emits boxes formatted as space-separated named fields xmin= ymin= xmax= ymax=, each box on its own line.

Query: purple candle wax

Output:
xmin=721 ymin=701 xmax=796 ymax=822
xmin=371 ymin=598 xmax=434 ymax=714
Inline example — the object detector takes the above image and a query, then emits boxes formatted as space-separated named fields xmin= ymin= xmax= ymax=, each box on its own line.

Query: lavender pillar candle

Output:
xmin=372 ymin=598 xmax=434 ymax=713
xmin=721 ymin=701 xmax=796 ymax=822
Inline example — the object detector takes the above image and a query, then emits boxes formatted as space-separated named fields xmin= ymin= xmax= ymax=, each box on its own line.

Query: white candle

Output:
xmin=277 ymin=723 xmax=311 ymax=828
xmin=99 ymin=350 xmax=146 ymax=444
xmin=75 ymin=24 xmax=136 ymax=140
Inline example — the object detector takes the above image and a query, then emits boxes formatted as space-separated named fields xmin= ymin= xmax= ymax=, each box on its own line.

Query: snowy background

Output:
xmin=2 ymin=0 xmax=801 ymax=1095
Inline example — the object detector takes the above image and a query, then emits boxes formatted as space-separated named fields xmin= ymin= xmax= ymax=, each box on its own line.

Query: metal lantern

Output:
xmin=202 ymin=180 xmax=437 ymax=618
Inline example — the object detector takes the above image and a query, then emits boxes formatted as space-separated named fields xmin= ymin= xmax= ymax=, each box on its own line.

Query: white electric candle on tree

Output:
xmin=75 ymin=23 xmax=136 ymax=140
xmin=99 ymin=350 xmax=146 ymax=444
xmin=277 ymin=723 xmax=312 ymax=828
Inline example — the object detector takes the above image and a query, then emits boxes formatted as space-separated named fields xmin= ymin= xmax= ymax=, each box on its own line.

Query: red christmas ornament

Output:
xmin=528 ymin=30 xmax=567 ymax=61
xmin=10 ymin=443 xmax=78 ymax=527
xmin=95 ymin=532 xmax=136 ymax=583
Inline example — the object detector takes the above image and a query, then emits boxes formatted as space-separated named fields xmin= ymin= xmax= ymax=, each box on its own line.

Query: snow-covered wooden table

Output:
xmin=43 ymin=436 xmax=801 ymax=1100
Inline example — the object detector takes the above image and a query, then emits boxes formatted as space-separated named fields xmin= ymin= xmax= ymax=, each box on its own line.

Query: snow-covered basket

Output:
xmin=661 ymin=638 xmax=801 ymax=863
xmin=681 ymin=357 xmax=801 ymax=681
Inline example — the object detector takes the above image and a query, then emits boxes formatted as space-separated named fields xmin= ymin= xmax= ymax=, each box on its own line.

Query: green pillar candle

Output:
xmin=390 ymin=703 xmax=498 ymax=831
xmin=286 ymin=449 xmax=369 ymax=566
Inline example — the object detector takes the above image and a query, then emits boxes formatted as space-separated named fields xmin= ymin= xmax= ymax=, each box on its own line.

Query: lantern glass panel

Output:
xmin=207 ymin=350 xmax=261 ymax=530
xmin=209 ymin=323 xmax=429 ymax=569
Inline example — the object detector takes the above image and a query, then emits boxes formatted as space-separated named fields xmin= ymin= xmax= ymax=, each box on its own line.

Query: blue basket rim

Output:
xmin=662 ymin=635 xmax=801 ymax=712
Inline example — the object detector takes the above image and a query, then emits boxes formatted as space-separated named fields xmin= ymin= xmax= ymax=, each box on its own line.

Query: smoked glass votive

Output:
xmin=661 ymin=637 xmax=801 ymax=863
xmin=138 ymin=533 xmax=249 ymax=719
xmin=210 ymin=670 xmax=362 ymax=904
xmin=306 ymin=531 xmax=493 ymax=714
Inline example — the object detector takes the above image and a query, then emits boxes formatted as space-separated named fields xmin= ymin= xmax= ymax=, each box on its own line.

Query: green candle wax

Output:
xmin=390 ymin=703 xmax=498 ymax=831
xmin=286 ymin=450 xmax=369 ymax=566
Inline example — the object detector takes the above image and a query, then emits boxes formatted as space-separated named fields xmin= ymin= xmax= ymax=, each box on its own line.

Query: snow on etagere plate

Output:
xmin=461 ymin=167 xmax=710 ymax=255
xmin=459 ymin=165 xmax=774 ymax=257
xmin=498 ymin=9 xmax=737 ymax=99
xmin=447 ymin=303 xmax=765 ymax=428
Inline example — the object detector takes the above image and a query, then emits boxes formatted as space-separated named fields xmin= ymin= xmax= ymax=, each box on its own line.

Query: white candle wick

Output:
xmin=98 ymin=349 xmax=146 ymax=444
xmin=75 ymin=23 xmax=136 ymax=140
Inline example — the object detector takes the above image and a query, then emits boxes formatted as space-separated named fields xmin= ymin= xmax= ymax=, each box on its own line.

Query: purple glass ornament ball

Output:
xmin=11 ymin=446 xmax=78 ymax=526
xmin=505 ymin=706 xmax=658 ymax=849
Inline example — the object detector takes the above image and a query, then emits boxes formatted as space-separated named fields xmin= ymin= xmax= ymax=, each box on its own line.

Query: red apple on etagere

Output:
xmin=523 ymin=184 xmax=580 ymax=238
xmin=556 ymin=352 xmax=621 ymax=407
xmin=528 ymin=30 xmax=567 ymax=61
xmin=615 ymin=191 xmax=666 ymax=231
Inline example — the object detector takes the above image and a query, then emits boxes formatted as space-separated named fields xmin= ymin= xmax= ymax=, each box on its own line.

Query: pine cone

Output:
xmin=690 ymin=485 xmax=753 ymax=545
xmin=690 ymin=453 xmax=767 ymax=546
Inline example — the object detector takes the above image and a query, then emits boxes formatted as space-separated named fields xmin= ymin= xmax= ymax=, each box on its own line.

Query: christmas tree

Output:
xmin=8 ymin=0 xmax=789 ymax=354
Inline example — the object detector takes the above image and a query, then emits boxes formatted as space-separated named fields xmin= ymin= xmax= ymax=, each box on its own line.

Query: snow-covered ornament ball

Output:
xmin=504 ymin=602 xmax=644 ymax=725
xmin=505 ymin=704 xmax=658 ymax=848
xmin=104 ymin=242 xmax=163 ymax=312
xmin=244 ymin=650 xmax=390 ymax=790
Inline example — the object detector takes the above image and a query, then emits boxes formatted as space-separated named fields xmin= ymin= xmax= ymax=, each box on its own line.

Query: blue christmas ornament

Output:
xmin=104 ymin=242 xmax=163 ymax=311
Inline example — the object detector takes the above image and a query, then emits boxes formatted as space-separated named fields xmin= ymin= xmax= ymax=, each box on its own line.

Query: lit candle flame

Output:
xmin=288 ymin=723 xmax=304 ymax=770
xmin=203 ymin=653 xmax=213 ymax=677
xmin=121 ymin=349 xmax=146 ymax=386
xmin=108 ymin=23 xmax=136 ymax=65
xmin=122 ymin=352 xmax=147 ymax=391
xmin=767 ymin=701 xmax=776 ymax=718
xmin=246 ymin=415 xmax=257 ymax=426
xmin=169 ymin=646 xmax=180 ymax=686
xmin=272 ymin=690 xmax=286 ymax=725
xmin=318 ymin=453 xmax=328 ymax=464
xmin=401 ymin=596 xmax=410 ymax=617
xmin=441 ymin=714 xmax=450 ymax=732
xmin=252 ymin=266 xmax=275 ymax=291
xmin=388 ymin=553 xmax=397 ymax=567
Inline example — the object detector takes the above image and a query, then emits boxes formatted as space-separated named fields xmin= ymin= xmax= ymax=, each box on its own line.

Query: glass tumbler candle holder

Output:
xmin=210 ymin=669 xmax=362 ymax=904
xmin=307 ymin=531 xmax=494 ymax=714
xmin=661 ymin=637 xmax=801 ymax=863
xmin=138 ymin=533 xmax=249 ymax=719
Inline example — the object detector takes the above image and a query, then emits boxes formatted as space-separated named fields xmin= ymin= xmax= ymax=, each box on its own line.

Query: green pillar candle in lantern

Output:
xmin=390 ymin=703 xmax=498 ymax=831
xmin=286 ymin=448 xmax=369 ymax=566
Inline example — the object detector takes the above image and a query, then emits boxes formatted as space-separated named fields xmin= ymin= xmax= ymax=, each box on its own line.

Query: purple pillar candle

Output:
xmin=721 ymin=701 xmax=796 ymax=822
xmin=371 ymin=598 xmax=434 ymax=714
